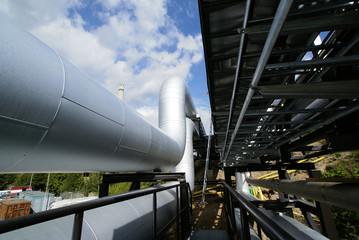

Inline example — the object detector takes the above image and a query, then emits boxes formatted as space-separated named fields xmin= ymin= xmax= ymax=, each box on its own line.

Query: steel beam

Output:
xmin=275 ymin=103 xmax=359 ymax=147
xmin=245 ymin=108 xmax=340 ymax=116
xmin=224 ymin=0 xmax=293 ymax=161
xmin=241 ymin=120 xmax=316 ymax=127
xmin=241 ymin=43 xmax=345 ymax=59
xmin=225 ymin=163 xmax=315 ymax=173
xmin=246 ymin=178 xmax=359 ymax=211
xmin=223 ymin=0 xmax=252 ymax=158
xmin=246 ymin=10 xmax=359 ymax=36
xmin=265 ymin=55 xmax=359 ymax=71
xmin=257 ymin=80 xmax=359 ymax=99
xmin=307 ymin=32 xmax=359 ymax=84
xmin=229 ymin=148 xmax=279 ymax=155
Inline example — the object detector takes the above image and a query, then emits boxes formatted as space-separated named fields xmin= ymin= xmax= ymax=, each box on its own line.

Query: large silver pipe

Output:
xmin=159 ymin=77 xmax=197 ymax=160
xmin=172 ymin=118 xmax=195 ymax=191
xmin=0 ymin=14 xmax=196 ymax=173
xmin=0 ymin=13 xmax=198 ymax=240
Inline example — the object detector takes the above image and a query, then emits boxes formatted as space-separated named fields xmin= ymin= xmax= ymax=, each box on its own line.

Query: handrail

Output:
xmin=0 ymin=182 xmax=190 ymax=240
xmin=223 ymin=181 xmax=295 ymax=240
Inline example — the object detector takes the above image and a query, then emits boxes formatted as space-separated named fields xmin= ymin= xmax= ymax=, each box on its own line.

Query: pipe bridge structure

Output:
xmin=198 ymin=0 xmax=359 ymax=239
xmin=1 ymin=1 xmax=359 ymax=240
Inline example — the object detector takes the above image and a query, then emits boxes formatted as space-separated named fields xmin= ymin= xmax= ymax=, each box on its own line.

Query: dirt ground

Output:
xmin=191 ymin=194 xmax=227 ymax=230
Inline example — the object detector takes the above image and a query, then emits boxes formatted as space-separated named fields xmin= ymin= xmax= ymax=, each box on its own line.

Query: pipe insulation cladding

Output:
xmin=172 ymin=118 xmax=198 ymax=192
xmin=0 ymin=183 xmax=178 ymax=240
xmin=0 ymin=14 xmax=197 ymax=173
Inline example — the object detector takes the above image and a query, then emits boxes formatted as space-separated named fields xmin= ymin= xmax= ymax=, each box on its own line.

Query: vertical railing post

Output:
xmin=72 ymin=211 xmax=84 ymax=240
xmin=153 ymin=192 xmax=157 ymax=239
xmin=176 ymin=186 xmax=180 ymax=240
xmin=99 ymin=182 xmax=109 ymax=198
xmin=228 ymin=190 xmax=236 ymax=238
xmin=223 ymin=185 xmax=232 ymax=239
xmin=179 ymin=180 xmax=189 ymax=239
xmin=257 ymin=224 xmax=262 ymax=239
xmin=240 ymin=206 xmax=250 ymax=240
xmin=224 ymin=168 xmax=236 ymax=239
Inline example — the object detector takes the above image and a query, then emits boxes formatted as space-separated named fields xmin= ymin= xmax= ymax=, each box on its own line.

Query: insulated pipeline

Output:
xmin=0 ymin=14 xmax=197 ymax=173
xmin=172 ymin=118 xmax=196 ymax=191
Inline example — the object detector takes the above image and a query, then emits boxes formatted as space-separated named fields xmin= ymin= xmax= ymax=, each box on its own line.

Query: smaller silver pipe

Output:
xmin=224 ymin=0 xmax=293 ymax=162
xmin=159 ymin=76 xmax=197 ymax=159
xmin=246 ymin=178 xmax=359 ymax=212
xmin=201 ymin=122 xmax=213 ymax=206
xmin=42 ymin=173 xmax=51 ymax=211
xmin=172 ymin=118 xmax=195 ymax=192
xmin=223 ymin=0 xmax=252 ymax=157
xmin=235 ymin=172 xmax=250 ymax=194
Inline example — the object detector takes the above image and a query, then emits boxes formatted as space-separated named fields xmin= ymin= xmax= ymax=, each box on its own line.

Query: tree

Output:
xmin=0 ymin=174 xmax=17 ymax=189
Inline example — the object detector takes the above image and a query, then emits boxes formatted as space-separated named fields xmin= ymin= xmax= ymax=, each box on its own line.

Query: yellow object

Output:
xmin=251 ymin=156 xmax=325 ymax=201
xmin=257 ymin=187 xmax=267 ymax=200
xmin=193 ymin=185 xmax=221 ymax=195
xmin=293 ymin=211 xmax=320 ymax=222
xmin=258 ymin=157 xmax=324 ymax=180
xmin=193 ymin=191 xmax=223 ymax=198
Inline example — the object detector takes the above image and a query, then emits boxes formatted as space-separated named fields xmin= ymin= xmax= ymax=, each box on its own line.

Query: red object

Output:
xmin=10 ymin=186 xmax=32 ymax=198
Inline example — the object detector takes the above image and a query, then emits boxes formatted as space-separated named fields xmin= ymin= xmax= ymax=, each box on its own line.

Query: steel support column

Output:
xmin=309 ymin=170 xmax=339 ymax=240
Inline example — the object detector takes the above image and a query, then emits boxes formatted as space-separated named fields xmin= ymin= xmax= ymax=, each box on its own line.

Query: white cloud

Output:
xmin=0 ymin=0 xmax=205 ymax=124
xmin=0 ymin=0 xmax=81 ymax=30
xmin=136 ymin=105 xmax=159 ymax=127
xmin=32 ymin=17 xmax=115 ymax=82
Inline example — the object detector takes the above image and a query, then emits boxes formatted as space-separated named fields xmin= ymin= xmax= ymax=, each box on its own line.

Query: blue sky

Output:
xmin=0 ymin=0 xmax=211 ymax=131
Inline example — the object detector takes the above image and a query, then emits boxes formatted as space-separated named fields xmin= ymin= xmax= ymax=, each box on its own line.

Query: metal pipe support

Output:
xmin=246 ymin=178 xmax=359 ymax=211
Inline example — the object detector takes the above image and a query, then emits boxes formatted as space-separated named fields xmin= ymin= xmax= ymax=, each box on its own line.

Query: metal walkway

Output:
xmin=188 ymin=230 xmax=228 ymax=240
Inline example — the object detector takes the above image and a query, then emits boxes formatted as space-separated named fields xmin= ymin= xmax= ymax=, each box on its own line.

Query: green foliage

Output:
xmin=48 ymin=174 xmax=68 ymax=196
xmin=60 ymin=173 xmax=83 ymax=193
xmin=0 ymin=174 xmax=17 ymax=189
xmin=1 ymin=172 xmax=151 ymax=198
xmin=323 ymin=152 xmax=359 ymax=178
xmin=109 ymin=182 xmax=132 ymax=195
xmin=47 ymin=173 xmax=83 ymax=196
xmin=83 ymin=173 xmax=102 ymax=197
xmin=1 ymin=173 xmax=95 ymax=196
xmin=323 ymin=152 xmax=359 ymax=240
xmin=331 ymin=206 xmax=359 ymax=240
xmin=14 ymin=173 xmax=49 ymax=191
xmin=140 ymin=182 xmax=152 ymax=189
xmin=14 ymin=174 xmax=32 ymax=187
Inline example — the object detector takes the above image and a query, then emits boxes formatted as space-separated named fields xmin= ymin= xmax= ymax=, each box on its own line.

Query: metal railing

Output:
xmin=222 ymin=181 xmax=295 ymax=240
xmin=0 ymin=181 xmax=191 ymax=240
